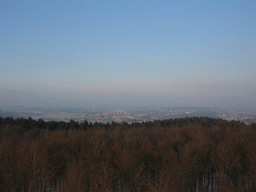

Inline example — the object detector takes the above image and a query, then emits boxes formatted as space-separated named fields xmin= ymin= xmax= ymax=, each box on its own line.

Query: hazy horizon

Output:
xmin=1 ymin=1 xmax=255 ymax=109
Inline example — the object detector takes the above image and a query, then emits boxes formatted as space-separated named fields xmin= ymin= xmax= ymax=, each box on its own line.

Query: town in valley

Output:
xmin=1 ymin=106 xmax=256 ymax=125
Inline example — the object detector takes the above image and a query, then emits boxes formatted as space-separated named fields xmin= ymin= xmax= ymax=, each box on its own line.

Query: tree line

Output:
xmin=0 ymin=116 xmax=255 ymax=191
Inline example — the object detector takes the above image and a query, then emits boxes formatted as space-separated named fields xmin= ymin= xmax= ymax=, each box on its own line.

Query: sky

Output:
xmin=1 ymin=0 xmax=255 ymax=109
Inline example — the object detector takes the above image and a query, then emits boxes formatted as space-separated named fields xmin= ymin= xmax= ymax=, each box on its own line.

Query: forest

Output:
xmin=0 ymin=116 xmax=256 ymax=192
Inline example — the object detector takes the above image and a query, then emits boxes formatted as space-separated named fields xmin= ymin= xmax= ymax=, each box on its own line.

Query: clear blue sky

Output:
xmin=1 ymin=0 xmax=255 ymax=109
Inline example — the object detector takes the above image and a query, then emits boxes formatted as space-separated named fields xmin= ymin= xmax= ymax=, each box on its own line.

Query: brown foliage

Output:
xmin=0 ymin=119 xmax=255 ymax=191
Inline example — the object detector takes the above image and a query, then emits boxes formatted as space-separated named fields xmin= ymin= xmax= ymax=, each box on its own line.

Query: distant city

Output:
xmin=1 ymin=106 xmax=256 ymax=125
